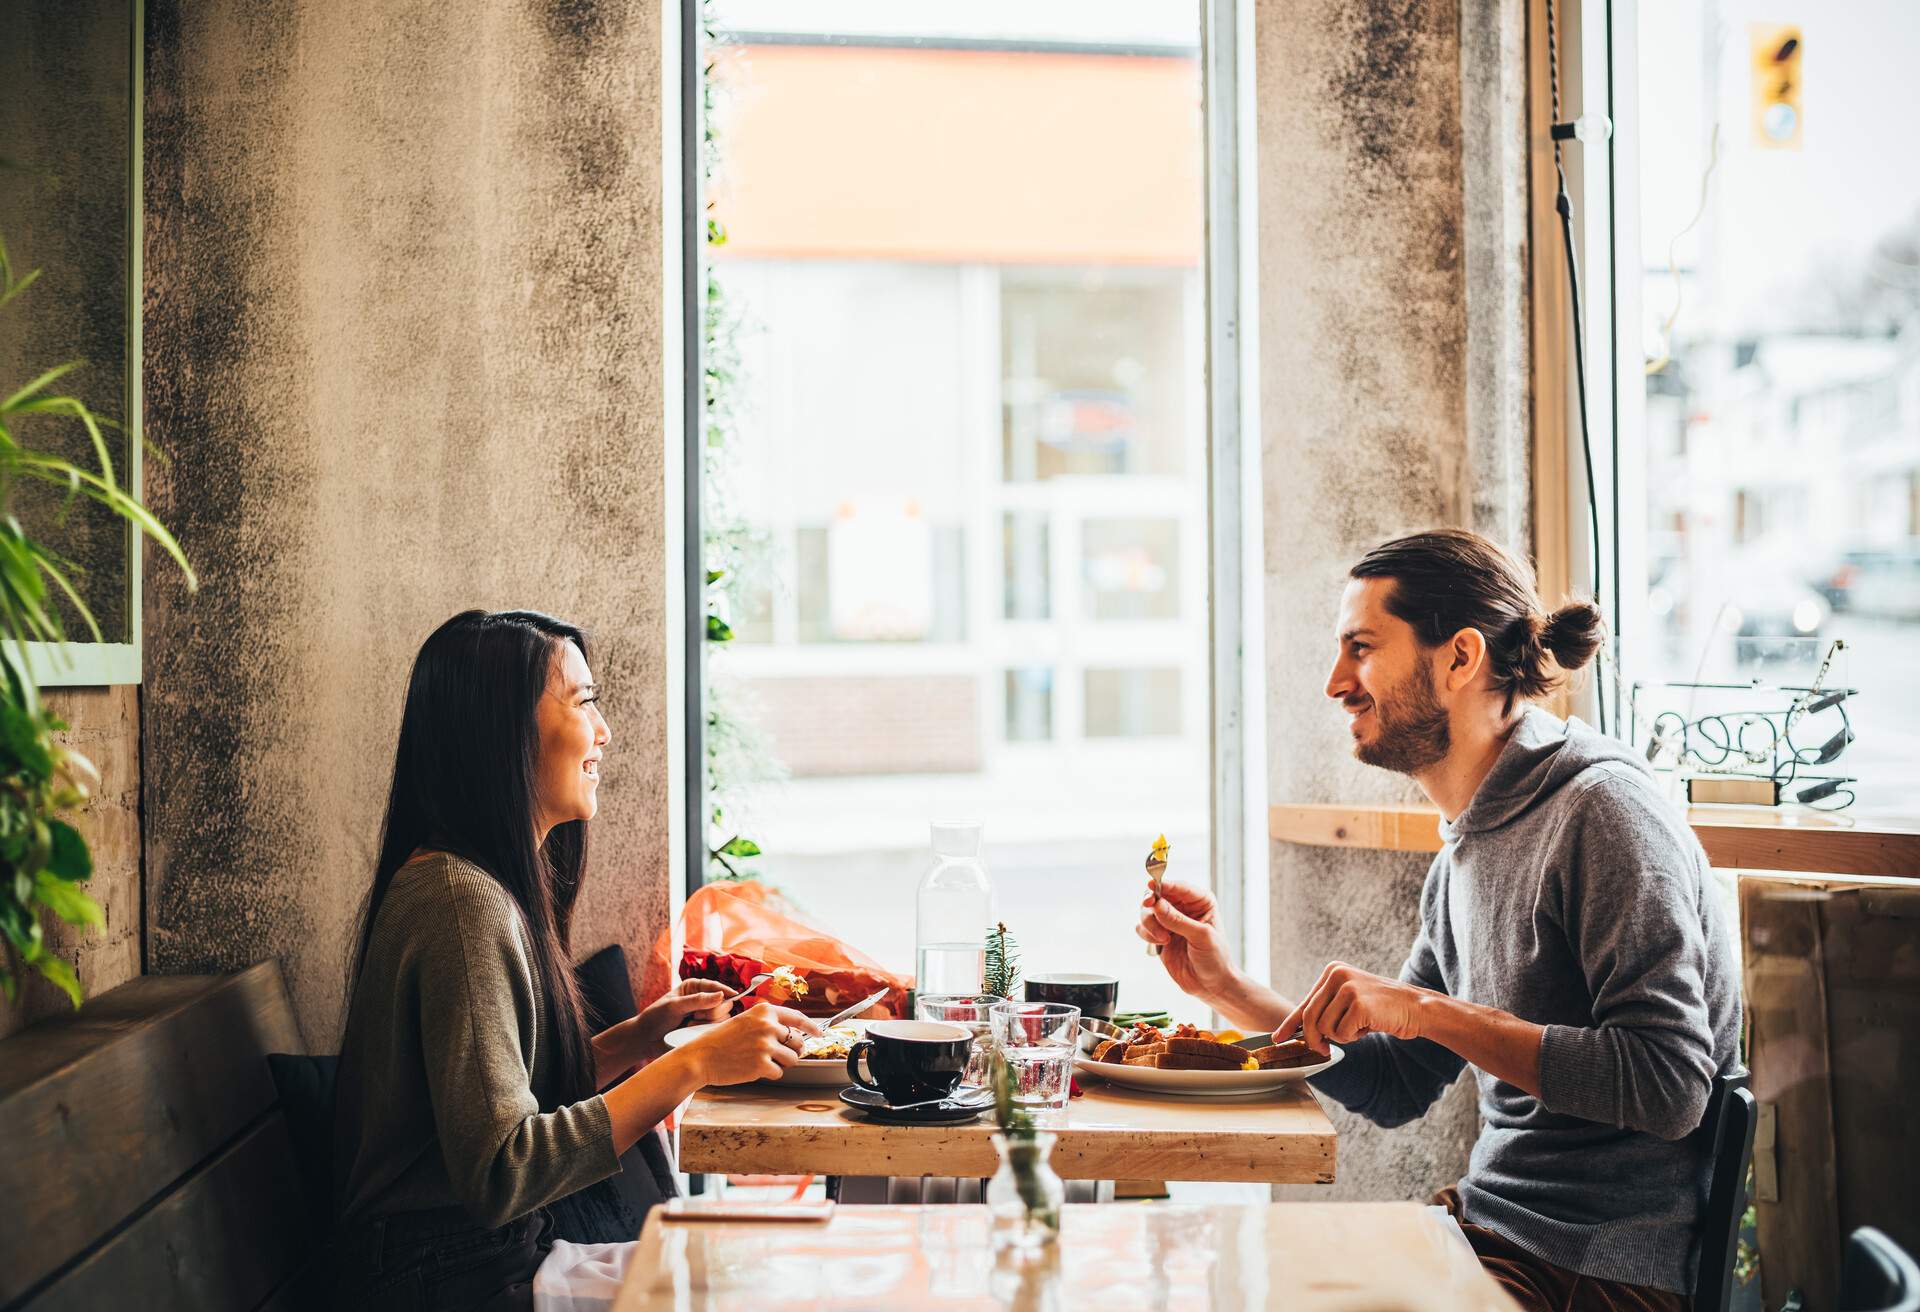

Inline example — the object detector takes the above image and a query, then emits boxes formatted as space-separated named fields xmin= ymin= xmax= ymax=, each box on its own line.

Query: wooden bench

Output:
xmin=0 ymin=960 xmax=313 ymax=1311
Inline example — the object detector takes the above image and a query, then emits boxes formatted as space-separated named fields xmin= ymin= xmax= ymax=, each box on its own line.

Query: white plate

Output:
xmin=663 ymin=1022 xmax=862 ymax=1088
xmin=1074 ymin=1044 xmax=1343 ymax=1096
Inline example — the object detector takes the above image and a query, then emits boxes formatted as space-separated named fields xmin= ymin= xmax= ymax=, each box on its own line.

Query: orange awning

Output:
xmin=710 ymin=43 xmax=1204 ymax=266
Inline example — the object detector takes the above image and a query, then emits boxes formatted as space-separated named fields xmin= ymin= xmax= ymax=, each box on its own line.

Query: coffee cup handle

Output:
xmin=846 ymin=1039 xmax=882 ymax=1092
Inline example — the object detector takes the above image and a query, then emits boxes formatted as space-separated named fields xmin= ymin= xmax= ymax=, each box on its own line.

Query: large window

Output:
xmin=693 ymin=1 xmax=1220 ymax=1017
xmin=1613 ymin=1 xmax=1920 ymax=813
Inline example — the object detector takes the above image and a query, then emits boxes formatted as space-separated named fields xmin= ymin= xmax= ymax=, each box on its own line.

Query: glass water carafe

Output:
xmin=914 ymin=821 xmax=993 ymax=998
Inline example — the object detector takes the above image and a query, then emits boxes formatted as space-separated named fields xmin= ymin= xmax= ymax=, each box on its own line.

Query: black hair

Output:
xmin=354 ymin=609 xmax=596 ymax=1105
xmin=1351 ymin=529 xmax=1606 ymax=712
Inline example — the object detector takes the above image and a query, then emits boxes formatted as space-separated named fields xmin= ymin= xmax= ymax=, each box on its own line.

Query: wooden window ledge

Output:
xmin=1270 ymin=803 xmax=1920 ymax=880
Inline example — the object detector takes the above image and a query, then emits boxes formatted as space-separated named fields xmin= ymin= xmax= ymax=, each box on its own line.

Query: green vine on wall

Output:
xmin=699 ymin=10 xmax=785 ymax=882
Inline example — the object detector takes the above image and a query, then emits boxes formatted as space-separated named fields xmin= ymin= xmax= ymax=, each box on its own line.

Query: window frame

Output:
xmin=1532 ymin=0 xmax=1628 ymax=729
xmin=22 ymin=0 xmax=147 ymax=688
xmin=676 ymin=0 xmax=1256 ymax=971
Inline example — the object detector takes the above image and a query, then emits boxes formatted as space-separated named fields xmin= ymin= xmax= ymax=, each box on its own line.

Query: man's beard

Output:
xmin=1353 ymin=662 xmax=1451 ymax=774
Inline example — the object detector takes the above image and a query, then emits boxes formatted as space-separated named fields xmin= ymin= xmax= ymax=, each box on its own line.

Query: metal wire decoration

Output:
xmin=1631 ymin=640 xmax=1858 ymax=810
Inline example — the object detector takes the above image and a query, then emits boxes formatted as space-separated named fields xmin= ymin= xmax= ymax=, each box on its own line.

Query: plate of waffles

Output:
xmin=1074 ymin=1023 xmax=1342 ymax=1096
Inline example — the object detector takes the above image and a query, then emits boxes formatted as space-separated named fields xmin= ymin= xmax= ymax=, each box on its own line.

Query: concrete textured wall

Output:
xmin=141 ymin=0 xmax=671 ymax=1049
xmin=1255 ymin=0 xmax=1532 ymax=1200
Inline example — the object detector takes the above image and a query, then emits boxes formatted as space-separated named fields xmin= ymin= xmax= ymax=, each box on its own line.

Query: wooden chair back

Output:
xmin=1691 ymin=1073 xmax=1758 ymax=1312
xmin=0 ymin=961 xmax=311 ymax=1311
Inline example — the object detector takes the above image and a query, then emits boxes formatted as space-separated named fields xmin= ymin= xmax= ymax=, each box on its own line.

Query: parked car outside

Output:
xmin=1815 ymin=544 xmax=1920 ymax=620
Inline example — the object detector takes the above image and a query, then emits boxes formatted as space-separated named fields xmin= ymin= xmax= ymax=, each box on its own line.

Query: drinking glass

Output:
xmin=991 ymin=1001 xmax=1079 ymax=1110
xmin=916 ymin=993 xmax=1004 ymax=1088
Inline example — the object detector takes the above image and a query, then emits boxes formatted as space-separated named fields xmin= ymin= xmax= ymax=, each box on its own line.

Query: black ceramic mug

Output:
xmin=1023 ymin=973 xmax=1119 ymax=1020
xmin=846 ymin=1020 xmax=972 ymax=1105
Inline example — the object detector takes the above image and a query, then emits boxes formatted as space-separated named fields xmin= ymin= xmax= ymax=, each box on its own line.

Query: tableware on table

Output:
xmin=991 ymin=1001 xmax=1079 ymax=1111
xmin=1145 ymin=834 xmax=1169 ymax=957
xmin=1076 ymin=1041 xmax=1344 ymax=1095
xmin=823 ymin=985 xmax=894 ymax=1030
xmin=1023 ymin=973 xmax=1118 ymax=1020
xmin=915 ymin=821 xmax=993 ymax=997
xmin=838 ymin=1085 xmax=993 ymax=1125
xmin=663 ymin=1020 xmax=862 ymax=1087
xmin=845 ymin=1019 xmax=973 ymax=1105
xmin=915 ymin=993 xmax=1005 ymax=1088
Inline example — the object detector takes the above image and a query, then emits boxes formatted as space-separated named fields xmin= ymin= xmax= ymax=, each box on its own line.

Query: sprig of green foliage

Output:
xmin=984 ymin=921 xmax=1020 ymax=998
xmin=991 ymin=1043 xmax=1034 ymax=1140
xmin=0 ymin=228 xmax=194 ymax=1007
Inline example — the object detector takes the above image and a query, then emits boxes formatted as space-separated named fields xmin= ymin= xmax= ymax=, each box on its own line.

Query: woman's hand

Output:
xmin=630 ymin=979 xmax=736 ymax=1059
xmin=677 ymin=1003 xmax=823 ymax=1086
xmin=1136 ymin=878 xmax=1245 ymax=1006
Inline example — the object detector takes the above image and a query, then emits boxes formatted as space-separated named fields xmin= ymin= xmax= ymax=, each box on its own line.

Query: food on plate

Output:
xmin=800 ymin=1025 xmax=858 ymax=1060
xmin=1166 ymin=1035 xmax=1254 ymax=1064
xmin=1248 ymin=1040 xmax=1317 ymax=1070
xmin=677 ymin=949 xmax=908 ymax=1021
xmin=1100 ymin=1022 xmax=1258 ymax=1071
xmin=766 ymin=964 xmax=809 ymax=1004
xmin=1128 ymin=1051 xmax=1255 ymax=1071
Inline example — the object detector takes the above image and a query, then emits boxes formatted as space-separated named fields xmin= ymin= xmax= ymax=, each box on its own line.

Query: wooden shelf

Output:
xmin=1270 ymin=802 xmax=1920 ymax=880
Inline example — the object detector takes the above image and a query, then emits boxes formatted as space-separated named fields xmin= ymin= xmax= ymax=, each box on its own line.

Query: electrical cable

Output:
xmin=1545 ymin=0 xmax=1609 ymax=736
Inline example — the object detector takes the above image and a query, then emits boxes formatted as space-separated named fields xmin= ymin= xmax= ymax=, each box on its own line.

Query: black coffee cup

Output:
xmin=846 ymin=1020 xmax=972 ymax=1105
xmin=1024 ymin=973 xmax=1119 ymax=1019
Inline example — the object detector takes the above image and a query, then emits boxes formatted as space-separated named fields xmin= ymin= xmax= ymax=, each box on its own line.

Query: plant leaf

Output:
xmin=0 ymin=265 xmax=40 ymax=311
xmin=45 ymin=819 xmax=90 ymax=880
xmin=705 ymin=614 xmax=733 ymax=642
xmin=0 ymin=693 xmax=53 ymax=780
xmin=0 ymin=360 xmax=82 ymax=413
xmin=717 ymin=836 xmax=761 ymax=858
xmin=33 ymin=952 xmax=82 ymax=1008
xmin=34 ymin=871 xmax=102 ymax=929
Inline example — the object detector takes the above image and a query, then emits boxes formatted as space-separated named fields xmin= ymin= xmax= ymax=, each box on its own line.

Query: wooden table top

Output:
xmin=611 ymin=1202 xmax=1519 ymax=1311
xmin=678 ymin=1077 xmax=1336 ymax=1184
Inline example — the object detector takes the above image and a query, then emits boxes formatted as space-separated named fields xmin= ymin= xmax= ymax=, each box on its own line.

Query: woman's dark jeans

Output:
xmin=332 ymin=1205 xmax=553 ymax=1311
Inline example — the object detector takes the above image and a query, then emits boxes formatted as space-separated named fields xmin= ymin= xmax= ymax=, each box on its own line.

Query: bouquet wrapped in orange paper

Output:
xmin=642 ymin=879 xmax=910 ymax=1021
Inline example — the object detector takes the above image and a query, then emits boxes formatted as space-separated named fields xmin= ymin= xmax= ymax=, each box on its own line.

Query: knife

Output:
xmin=821 ymin=985 xmax=892 ymax=1031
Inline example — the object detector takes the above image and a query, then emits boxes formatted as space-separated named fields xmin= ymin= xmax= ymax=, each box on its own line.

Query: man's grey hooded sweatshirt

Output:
xmin=1310 ymin=705 xmax=1740 ymax=1294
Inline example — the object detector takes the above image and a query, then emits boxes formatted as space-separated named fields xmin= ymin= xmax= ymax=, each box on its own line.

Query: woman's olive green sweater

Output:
xmin=332 ymin=853 xmax=619 ymax=1229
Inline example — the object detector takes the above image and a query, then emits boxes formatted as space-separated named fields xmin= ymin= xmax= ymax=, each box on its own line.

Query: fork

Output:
xmin=1146 ymin=844 xmax=1168 ymax=957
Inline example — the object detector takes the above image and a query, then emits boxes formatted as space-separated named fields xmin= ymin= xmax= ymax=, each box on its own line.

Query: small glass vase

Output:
xmin=988 ymin=1131 xmax=1063 ymax=1254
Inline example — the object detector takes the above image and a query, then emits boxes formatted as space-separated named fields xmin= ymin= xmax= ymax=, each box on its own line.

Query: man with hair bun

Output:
xmin=1139 ymin=528 xmax=1739 ymax=1312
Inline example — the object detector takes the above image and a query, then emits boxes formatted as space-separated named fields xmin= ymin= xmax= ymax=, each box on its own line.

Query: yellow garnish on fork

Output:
xmin=769 ymin=965 xmax=808 ymax=999
xmin=1150 ymin=834 xmax=1170 ymax=862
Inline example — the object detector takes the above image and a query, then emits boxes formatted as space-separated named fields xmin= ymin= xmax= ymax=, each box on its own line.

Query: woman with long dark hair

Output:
xmin=331 ymin=610 xmax=817 ymax=1310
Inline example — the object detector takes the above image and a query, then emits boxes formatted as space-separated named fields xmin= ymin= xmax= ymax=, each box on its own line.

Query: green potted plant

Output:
xmin=0 ymin=229 xmax=194 ymax=1007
